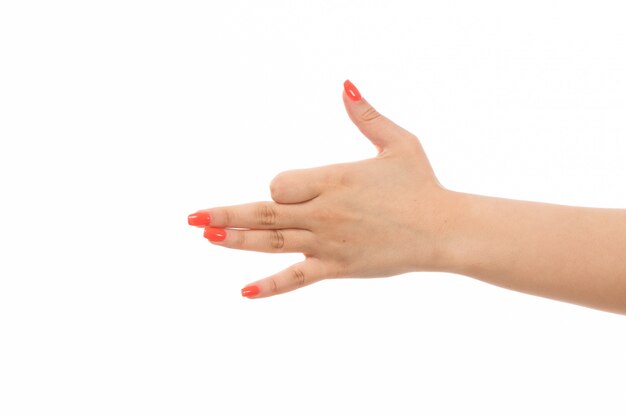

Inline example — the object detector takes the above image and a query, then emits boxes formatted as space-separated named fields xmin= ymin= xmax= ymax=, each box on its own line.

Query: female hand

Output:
xmin=188 ymin=80 xmax=458 ymax=298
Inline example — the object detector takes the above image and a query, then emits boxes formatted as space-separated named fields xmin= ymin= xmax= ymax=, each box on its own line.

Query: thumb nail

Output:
xmin=344 ymin=79 xmax=362 ymax=101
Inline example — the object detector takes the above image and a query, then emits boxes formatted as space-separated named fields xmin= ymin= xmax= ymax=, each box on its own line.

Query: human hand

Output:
xmin=188 ymin=80 xmax=459 ymax=298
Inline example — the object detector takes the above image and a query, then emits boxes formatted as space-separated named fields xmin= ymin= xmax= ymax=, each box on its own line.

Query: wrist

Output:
xmin=425 ymin=189 xmax=483 ymax=275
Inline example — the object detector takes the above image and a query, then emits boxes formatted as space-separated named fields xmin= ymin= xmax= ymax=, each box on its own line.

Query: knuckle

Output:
xmin=269 ymin=173 xmax=287 ymax=201
xmin=402 ymin=133 xmax=421 ymax=150
xmin=234 ymin=231 xmax=246 ymax=248
xmin=270 ymin=277 xmax=279 ymax=294
xmin=331 ymin=260 xmax=350 ymax=278
xmin=269 ymin=230 xmax=285 ymax=250
xmin=222 ymin=208 xmax=233 ymax=226
xmin=289 ymin=266 xmax=306 ymax=287
xmin=312 ymin=207 xmax=332 ymax=222
xmin=255 ymin=203 xmax=278 ymax=226
xmin=312 ymin=207 xmax=332 ymax=223
xmin=360 ymin=105 xmax=382 ymax=122
xmin=312 ymin=206 xmax=346 ymax=224
xmin=319 ymin=165 xmax=351 ymax=189
xmin=407 ymin=132 xmax=419 ymax=142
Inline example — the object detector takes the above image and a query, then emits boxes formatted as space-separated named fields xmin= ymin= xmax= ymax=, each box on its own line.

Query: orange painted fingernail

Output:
xmin=241 ymin=285 xmax=260 ymax=297
xmin=344 ymin=79 xmax=361 ymax=101
xmin=188 ymin=211 xmax=211 ymax=227
xmin=204 ymin=227 xmax=226 ymax=242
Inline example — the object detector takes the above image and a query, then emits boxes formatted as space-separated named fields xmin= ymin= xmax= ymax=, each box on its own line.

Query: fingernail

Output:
xmin=204 ymin=227 xmax=226 ymax=242
xmin=241 ymin=285 xmax=260 ymax=297
xmin=188 ymin=211 xmax=211 ymax=227
xmin=344 ymin=79 xmax=362 ymax=101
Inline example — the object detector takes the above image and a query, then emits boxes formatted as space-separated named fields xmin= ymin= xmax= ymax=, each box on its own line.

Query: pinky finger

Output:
xmin=241 ymin=258 xmax=326 ymax=299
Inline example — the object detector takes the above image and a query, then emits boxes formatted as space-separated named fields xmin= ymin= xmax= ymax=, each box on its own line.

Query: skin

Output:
xmin=199 ymin=90 xmax=626 ymax=315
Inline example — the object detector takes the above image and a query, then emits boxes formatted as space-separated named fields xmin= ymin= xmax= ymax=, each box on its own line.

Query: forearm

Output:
xmin=441 ymin=191 xmax=626 ymax=314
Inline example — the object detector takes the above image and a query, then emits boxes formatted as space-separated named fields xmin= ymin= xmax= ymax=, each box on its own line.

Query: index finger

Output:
xmin=188 ymin=201 xmax=310 ymax=230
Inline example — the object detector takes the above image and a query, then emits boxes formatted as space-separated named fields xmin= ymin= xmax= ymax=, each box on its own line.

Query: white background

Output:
xmin=1 ymin=1 xmax=625 ymax=416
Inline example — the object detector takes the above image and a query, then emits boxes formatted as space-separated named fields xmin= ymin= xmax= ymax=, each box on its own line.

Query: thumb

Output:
xmin=343 ymin=79 xmax=416 ymax=154
xmin=240 ymin=258 xmax=326 ymax=299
